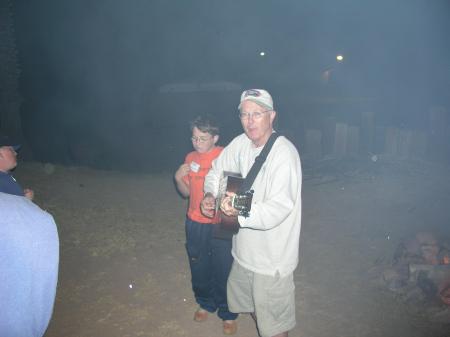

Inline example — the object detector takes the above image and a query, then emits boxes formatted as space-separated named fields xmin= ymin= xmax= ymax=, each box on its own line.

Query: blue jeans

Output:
xmin=185 ymin=218 xmax=238 ymax=321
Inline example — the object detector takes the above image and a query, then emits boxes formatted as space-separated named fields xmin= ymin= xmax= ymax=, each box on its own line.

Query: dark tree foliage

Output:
xmin=0 ymin=0 xmax=23 ymax=141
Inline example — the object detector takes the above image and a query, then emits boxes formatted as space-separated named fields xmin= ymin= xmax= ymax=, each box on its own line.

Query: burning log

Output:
xmin=409 ymin=264 xmax=450 ymax=281
xmin=440 ymin=280 xmax=450 ymax=306
xmin=375 ymin=231 xmax=450 ymax=312
xmin=409 ymin=264 xmax=450 ymax=305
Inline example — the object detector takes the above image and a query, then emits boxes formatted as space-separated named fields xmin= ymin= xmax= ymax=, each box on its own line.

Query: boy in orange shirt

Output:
xmin=174 ymin=115 xmax=237 ymax=334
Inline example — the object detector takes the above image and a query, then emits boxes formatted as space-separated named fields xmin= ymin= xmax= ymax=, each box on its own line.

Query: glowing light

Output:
xmin=336 ymin=55 xmax=344 ymax=62
xmin=260 ymin=51 xmax=265 ymax=56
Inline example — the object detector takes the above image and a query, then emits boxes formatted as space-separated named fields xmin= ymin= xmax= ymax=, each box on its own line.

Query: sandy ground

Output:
xmin=14 ymin=158 xmax=450 ymax=337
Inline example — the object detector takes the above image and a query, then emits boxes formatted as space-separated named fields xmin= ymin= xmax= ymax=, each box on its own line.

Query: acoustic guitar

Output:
xmin=213 ymin=172 xmax=253 ymax=239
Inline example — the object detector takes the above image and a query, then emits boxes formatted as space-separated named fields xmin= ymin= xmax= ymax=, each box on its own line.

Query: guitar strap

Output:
xmin=239 ymin=132 xmax=280 ymax=194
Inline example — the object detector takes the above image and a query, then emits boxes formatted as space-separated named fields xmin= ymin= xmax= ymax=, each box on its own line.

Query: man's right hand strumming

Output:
xmin=200 ymin=192 xmax=216 ymax=218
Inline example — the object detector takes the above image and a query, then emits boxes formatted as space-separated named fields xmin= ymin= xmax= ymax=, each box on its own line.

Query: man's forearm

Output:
xmin=203 ymin=172 xmax=219 ymax=198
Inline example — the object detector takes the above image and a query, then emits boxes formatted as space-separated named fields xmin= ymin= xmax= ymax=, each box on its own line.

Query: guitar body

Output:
xmin=219 ymin=174 xmax=243 ymax=233
xmin=213 ymin=172 xmax=253 ymax=239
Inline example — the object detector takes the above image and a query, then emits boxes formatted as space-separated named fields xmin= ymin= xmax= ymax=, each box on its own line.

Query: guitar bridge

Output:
xmin=232 ymin=190 xmax=254 ymax=218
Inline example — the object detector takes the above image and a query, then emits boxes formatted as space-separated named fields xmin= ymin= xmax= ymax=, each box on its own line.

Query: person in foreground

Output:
xmin=174 ymin=115 xmax=238 ymax=335
xmin=0 ymin=136 xmax=34 ymax=200
xmin=0 ymin=192 xmax=59 ymax=337
xmin=200 ymin=89 xmax=302 ymax=337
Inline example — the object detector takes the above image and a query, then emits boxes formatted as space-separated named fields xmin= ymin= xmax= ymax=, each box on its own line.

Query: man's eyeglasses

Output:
xmin=238 ymin=110 xmax=271 ymax=120
xmin=191 ymin=136 xmax=212 ymax=143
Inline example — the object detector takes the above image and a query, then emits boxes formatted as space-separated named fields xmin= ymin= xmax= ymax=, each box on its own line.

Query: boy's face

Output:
xmin=191 ymin=126 xmax=218 ymax=154
xmin=0 ymin=146 xmax=18 ymax=172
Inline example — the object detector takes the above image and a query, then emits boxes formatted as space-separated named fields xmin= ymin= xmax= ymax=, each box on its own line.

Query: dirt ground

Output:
xmin=14 ymin=158 xmax=450 ymax=337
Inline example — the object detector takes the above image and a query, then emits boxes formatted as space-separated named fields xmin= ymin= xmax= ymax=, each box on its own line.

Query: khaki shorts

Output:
xmin=227 ymin=261 xmax=296 ymax=337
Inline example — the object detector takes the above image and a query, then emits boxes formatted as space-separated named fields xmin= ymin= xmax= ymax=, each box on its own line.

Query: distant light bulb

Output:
xmin=260 ymin=51 xmax=265 ymax=56
xmin=336 ymin=55 xmax=344 ymax=62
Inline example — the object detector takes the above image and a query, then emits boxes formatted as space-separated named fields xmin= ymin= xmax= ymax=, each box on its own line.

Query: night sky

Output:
xmin=12 ymin=0 xmax=450 ymax=171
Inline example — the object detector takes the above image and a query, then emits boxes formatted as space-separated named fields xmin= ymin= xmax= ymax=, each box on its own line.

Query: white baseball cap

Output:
xmin=238 ymin=89 xmax=274 ymax=110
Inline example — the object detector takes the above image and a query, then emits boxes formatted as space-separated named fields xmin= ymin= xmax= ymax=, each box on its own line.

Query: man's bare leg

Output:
xmin=251 ymin=313 xmax=288 ymax=337
xmin=271 ymin=332 xmax=288 ymax=337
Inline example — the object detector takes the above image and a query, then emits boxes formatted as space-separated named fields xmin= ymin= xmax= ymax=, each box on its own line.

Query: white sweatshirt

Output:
xmin=204 ymin=133 xmax=302 ymax=277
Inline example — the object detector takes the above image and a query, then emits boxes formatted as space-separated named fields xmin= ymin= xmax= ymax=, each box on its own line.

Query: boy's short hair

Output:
xmin=190 ymin=114 xmax=220 ymax=136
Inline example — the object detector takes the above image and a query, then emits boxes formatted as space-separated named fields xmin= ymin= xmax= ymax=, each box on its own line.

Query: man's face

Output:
xmin=239 ymin=100 xmax=276 ymax=147
xmin=0 ymin=146 xmax=18 ymax=172
xmin=191 ymin=126 xmax=218 ymax=154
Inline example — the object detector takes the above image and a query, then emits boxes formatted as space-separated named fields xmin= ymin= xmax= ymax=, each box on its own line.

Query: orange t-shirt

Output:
xmin=182 ymin=146 xmax=223 ymax=224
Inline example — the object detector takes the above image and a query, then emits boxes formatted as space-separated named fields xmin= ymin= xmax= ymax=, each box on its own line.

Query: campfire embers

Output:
xmin=391 ymin=232 xmax=450 ymax=305
xmin=373 ymin=232 xmax=450 ymax=324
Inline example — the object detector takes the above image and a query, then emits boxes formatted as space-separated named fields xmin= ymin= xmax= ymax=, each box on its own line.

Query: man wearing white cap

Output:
xmin=201 ymin=89 xmax=302 ymax=337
